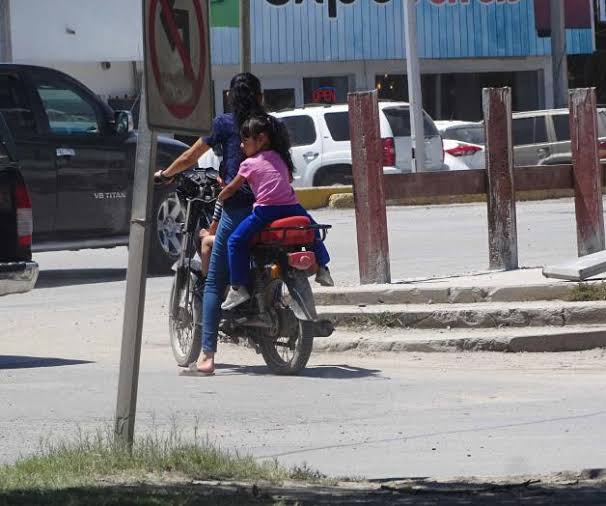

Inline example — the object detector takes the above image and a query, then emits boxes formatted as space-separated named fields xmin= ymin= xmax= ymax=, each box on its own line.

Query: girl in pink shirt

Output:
xmin=218 ymin=114 xmax=333 ymax=310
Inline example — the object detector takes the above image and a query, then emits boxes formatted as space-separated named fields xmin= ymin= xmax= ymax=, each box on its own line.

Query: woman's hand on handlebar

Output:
xmin=154 ymin=169 xmax=174 ymax=186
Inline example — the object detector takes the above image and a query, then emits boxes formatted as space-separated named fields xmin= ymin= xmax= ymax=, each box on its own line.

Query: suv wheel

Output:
xmin=314 ymin=165 xmax=353 ymax=186
xmin=149 ymin=188 xmax=185 ymax=274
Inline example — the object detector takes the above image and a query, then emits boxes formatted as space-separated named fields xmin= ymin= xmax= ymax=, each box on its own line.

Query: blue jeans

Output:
xmin=201 ymin=204 xmax=252 ymax=353
xmin=227 ymin=204 xmax=331 ymax=287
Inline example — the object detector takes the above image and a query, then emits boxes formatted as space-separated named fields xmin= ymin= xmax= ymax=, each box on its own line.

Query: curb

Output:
xmin=314 ymin=283 xmax=575 ymax=306
xmin=314 ymin=327 xmax=606 ymax=353
xmin=328 ymin=189 xmax=577 ymax=209
xmin=318 ymin=301 xmax=606 ymax=330
xmin=295 ymin=185 xmax=352 ymax=210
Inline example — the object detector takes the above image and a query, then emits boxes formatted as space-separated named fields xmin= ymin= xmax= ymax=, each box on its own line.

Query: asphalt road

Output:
xmin=2 ymin=198 xmax=606 ymax=481
xmin=32 ymin=197 xmax=581 ymax=286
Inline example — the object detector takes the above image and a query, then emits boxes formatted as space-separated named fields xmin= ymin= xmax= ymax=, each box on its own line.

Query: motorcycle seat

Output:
xmin=252 ymin=216 xmax=315 ymax=246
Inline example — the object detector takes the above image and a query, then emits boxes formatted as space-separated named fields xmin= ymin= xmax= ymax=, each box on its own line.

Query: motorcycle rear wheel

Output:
xmin=169 ymin=270 xmax=202 ymax=367
xmin=258 ymin=280 xmax=314 ymax=375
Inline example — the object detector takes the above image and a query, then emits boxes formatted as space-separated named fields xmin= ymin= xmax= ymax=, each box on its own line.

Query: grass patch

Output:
xmin=569 ymin=282 xmax=606 ymax=301
xmin=0 ymin=425 xmax=326 ymax=503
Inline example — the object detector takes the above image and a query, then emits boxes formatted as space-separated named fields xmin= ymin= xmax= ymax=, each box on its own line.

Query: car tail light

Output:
xmin=382 ymin=137 xmax=396 ymax=166
xmin=15 ymin=180 xmax=33 ymax=247
xmin=445 ymin=142 xmax=483 ymax=157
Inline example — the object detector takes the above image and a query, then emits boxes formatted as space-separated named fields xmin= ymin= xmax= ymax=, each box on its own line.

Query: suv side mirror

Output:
xmin=115 ymin=111 xmax=134 ymax=134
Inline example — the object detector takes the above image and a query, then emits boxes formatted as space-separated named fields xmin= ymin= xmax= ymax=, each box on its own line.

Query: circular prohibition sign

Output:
xmin=149 ymin=0 xmax=207 ymax=119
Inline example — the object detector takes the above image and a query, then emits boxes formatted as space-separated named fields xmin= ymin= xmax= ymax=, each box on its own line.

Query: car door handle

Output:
xmin=303 ymin=151 xmax=319 ymax=163
xmin=56 ymin=148 xmax=76 ymax=158
xmin=537 ymin=147 xmax=550 ymax=159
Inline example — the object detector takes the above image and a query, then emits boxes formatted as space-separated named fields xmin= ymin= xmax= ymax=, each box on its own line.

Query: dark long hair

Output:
xmin=229 ymin=73 xmax=264 ymax=130
xmin=241 ymin=114 xmax=296 ymax=176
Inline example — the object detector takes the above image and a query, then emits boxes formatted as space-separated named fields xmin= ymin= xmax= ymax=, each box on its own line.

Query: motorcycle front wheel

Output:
xmin=169 ymin=270 xmax=202 ymax=367
xmin=258 ymin=280 xmax=314 ymax=375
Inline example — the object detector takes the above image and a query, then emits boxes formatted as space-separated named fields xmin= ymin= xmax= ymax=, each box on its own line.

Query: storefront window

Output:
xmin=375 ymin=72 xmax=540 ymax=122
xmin=303 ymin=77 xmax=350 ymax=105
xmin=263 ymin=89 xmax=295 ymax=111
xmin=223 ymin=88 xmax=296 ymax=113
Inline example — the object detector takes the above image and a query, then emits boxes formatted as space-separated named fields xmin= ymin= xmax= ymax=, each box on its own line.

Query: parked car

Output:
xmin=510 ymin=108 xmax=606 ymax=166
xmin=436 ymin=120 xmax=486 ymax=170
xmin=0 ymin=112 xmax=38 ymax=296
xmin=273 ymin=102 xmax=446 ymax=187
xmin=0 ymin=64 xmax=190 ymax=273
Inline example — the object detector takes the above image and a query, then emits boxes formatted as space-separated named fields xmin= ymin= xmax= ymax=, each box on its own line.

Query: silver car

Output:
xmin=511 ymin=108 xmax=606 ymax=166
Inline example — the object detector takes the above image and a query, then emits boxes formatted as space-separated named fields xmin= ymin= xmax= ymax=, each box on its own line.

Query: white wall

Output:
xmin=50 ymin=61 xmax=137 ymax=100
xmin=10 ymin=0 xmax=143 ymax=63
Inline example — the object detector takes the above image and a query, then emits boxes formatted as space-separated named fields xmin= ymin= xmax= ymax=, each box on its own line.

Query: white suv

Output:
xmin=273 ymin=102 xmax=445 ymax=187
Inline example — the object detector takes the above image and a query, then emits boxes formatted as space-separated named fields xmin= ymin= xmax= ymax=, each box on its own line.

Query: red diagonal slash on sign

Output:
xmin=158 ymin=0 xmax=195 ymax=81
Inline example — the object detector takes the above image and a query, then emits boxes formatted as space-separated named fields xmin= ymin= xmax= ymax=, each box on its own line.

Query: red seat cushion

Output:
xmin=253 ymin=216 xmax=315 ymax=246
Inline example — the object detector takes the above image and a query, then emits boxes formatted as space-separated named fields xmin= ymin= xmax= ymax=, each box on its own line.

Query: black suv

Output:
xmin=0 ymin=111 xmax=38 ymax=295
xmin=0 ymin=64 xmax=191 ymax=272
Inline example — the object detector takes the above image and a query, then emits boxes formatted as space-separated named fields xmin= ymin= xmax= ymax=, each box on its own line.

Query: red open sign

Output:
xmin=312 ymin=87 xmax=337 ymax=103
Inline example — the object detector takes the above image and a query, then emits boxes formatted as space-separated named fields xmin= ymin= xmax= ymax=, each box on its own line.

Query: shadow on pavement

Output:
xmin=215 ymin=363 xmax=382 ymax=379
xmin=35 ymin=268 xmax=127 ymax=288
xmin=35 ymin=268 xmax=172 ymax=288
xmin=1 ymin=479 xmax=606 ymax=505
xmin=0 ymin=356 xmax=93 ymax=370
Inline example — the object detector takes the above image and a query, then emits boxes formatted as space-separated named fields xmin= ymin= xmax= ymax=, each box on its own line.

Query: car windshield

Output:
xmin=443 ymin=125 xmax=485 ymax=145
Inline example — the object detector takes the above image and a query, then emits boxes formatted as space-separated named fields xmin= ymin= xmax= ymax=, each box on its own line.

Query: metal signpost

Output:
xmin=404 ymin=0 xmax=425 ymax=173
xmin=240 ymin=0 xmax=251 ymax=73
xmin=550 ymin=0 xmax=568 ymax=109
xmin=115 ymin=0 xmax=212 ymax=447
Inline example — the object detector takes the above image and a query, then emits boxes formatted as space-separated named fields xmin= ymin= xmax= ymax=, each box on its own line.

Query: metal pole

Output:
xmin=0 ymin=0 xmax=13 ymax=62
xmin=115 ymin=83 xmax=157 ymax=447
xmin=239 ymin=0 xmax=251 ymax=73
xmin=550 ymin=0 xmax=568 ymax=108
xmin=404 ymin=0 xmax=425 ymax=173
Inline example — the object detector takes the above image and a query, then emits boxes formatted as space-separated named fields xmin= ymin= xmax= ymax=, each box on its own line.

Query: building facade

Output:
xmin=0 ymin=0 xmax=599 ymax=121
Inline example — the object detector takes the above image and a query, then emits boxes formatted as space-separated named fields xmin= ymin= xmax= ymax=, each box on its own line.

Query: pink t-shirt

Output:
xmin=238 ymin=150 xmax=298 ymax=207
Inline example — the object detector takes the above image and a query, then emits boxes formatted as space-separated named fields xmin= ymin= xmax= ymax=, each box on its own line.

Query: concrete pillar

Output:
xmin=348 ymin=90 xmax=391 ymax=284
xmin=483 ymin=87 xmax=518 ymax=271
xmin=569 ymin=88 xmax=605 ymax=257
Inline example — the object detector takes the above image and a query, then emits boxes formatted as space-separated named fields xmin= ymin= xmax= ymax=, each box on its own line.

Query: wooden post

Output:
xmin=569 ymin=88 xmax=605 ymax=257
xmin=483 ymin=87 xmax=518 ymax=271
xmin=348 ymin=90 xmax=391 ymax=284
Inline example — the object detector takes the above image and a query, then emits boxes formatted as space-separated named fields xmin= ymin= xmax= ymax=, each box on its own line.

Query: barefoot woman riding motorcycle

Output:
xmin=154 ymin=73 xmax=264 ymax=375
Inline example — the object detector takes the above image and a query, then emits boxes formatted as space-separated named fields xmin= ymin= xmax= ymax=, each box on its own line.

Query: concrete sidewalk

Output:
xmin=313 ymin=268 xmax=606 ymax=353
xmin=314 ymin=268 xmax=595 ymax=305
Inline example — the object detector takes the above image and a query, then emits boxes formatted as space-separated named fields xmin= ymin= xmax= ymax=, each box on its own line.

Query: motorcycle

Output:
xmin=166 ymin=167 xmax=334 ymax=375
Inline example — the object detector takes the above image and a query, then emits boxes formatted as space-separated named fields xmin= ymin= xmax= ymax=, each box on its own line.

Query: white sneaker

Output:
xmin=221 ymin=287 xmax=251 ymax=310
xmin=315 ymin=267 xmax=334 ymax=287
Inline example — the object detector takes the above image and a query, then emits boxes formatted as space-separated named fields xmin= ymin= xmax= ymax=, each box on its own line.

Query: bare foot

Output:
xmin=196 ymin=352 xmax=215 ymax=374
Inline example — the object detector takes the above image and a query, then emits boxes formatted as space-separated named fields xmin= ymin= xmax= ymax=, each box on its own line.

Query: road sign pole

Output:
xmin=115 ymin=84 xmax=157 ymax=447
xmin=240 ymin=0 xmax=251 ymax=73
xmin=404 ymin=0 xmax=425 ymax=173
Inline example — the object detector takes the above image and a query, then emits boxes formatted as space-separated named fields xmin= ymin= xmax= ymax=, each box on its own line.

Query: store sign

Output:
xmin=265 ymin=0 xmax=520 ymax=19
xmin=312 ymin=86 xmax=337 ymax=103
